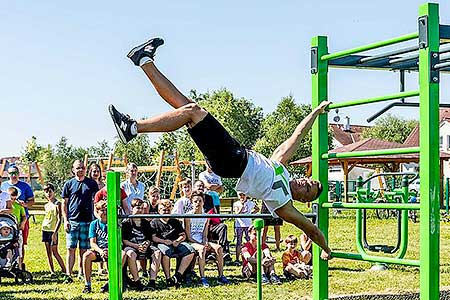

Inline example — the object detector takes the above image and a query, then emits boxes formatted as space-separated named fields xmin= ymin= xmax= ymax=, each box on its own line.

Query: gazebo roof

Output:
xmin=291 ymin=138 xmax=450 ymax=166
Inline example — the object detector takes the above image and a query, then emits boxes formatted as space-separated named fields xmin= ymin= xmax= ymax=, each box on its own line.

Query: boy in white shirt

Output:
xmin=233 ymin=192 xmax=259 ymax=262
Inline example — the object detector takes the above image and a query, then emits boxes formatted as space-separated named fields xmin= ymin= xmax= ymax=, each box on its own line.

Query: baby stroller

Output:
xmin=0 ymin=213 xmax=33 ymax=284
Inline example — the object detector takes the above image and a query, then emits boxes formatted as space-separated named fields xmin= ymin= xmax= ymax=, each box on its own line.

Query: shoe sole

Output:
xmin=108 ymin=104 xmax=128 ymax=144
xmin=127 ymin=38 xmax=163 ymax=59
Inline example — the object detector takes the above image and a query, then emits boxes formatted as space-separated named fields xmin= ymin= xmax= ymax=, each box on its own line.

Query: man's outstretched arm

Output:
xmin=270 ymin=101 xmax=330 ymax=165
xmin=276 ymin=201 xmax=332 ymax=260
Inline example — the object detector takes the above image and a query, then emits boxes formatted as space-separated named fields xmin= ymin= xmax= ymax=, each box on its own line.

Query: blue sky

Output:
xmin=1 ymin=0 xmax=449 ymax=157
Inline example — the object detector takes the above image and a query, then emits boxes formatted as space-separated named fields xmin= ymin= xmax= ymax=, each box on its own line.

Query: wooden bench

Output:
xmin=220 ymin=197 xmax=237 ymax=213
xmin=28 ymin=202 xmax=47 ymax=223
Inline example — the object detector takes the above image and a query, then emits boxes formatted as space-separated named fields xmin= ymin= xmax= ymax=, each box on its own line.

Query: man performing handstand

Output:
xmin=109 ymin=37 xmax=332 ymax=260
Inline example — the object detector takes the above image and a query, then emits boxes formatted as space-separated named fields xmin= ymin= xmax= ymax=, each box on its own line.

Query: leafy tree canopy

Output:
xmin=361 ymin=114 xmax=418 ymax=143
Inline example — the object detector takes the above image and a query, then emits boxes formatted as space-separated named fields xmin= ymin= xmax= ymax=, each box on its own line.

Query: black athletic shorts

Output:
xmin=187 ymin=113 xmax=248 ymax=178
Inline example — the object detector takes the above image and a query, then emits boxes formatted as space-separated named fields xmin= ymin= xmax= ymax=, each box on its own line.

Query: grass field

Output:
xmin=0 ymin=208 xmax=449 ymax=300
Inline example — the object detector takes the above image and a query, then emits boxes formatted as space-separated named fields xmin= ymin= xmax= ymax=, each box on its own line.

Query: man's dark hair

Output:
xmin=190 ymin=191 xmax=204 ymax=200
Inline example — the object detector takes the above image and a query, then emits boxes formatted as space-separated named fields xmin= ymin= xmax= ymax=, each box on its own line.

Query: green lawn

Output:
xmin=0 ymin=210 xmax=449 ymax=300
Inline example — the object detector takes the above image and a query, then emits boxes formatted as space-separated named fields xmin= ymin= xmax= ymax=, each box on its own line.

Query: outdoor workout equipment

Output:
xmin=354 ymin=173 xmax=417 ymax=256
xmin=106 ymin=172 xmax=317 ymax=300
xmin=311 ymin=3 xmax=442 ymax=299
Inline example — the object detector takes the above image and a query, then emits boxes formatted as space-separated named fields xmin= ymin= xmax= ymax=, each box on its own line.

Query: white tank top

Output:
xmin=188 ymin=212 xmax=207 ymax=244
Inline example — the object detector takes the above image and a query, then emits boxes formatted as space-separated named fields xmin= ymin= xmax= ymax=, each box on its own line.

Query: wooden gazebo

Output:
xmin=291 ymin=138 xmax=450 ymax=206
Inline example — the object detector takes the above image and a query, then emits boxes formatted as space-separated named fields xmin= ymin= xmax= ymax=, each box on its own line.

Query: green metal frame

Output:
xmin=311 ymin=3 xmax=441 ymax=300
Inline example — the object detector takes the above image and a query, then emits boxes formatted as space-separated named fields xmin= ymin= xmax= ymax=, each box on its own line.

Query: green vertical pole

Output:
xmin=253 ymin=219 xmax=265 ymax=300
xmin=107 ymin=171 xmax=122 ymax=300
xmin=418 ymin=3 xmax=440 ymax=300
xmin=311 ymin=35 xmax=329 ymax=300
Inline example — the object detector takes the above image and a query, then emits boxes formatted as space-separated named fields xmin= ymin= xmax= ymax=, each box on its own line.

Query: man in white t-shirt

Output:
xmin=109 ymin=37 xmax=332 ymax=259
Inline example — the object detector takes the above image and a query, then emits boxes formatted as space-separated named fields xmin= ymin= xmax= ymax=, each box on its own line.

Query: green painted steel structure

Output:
xmin=311 ymin=3 xmax=441 ymax=299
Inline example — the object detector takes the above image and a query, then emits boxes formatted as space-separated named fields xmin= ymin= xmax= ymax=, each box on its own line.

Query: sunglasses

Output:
xmin=8 ymin=171 xmax=19 ymax=176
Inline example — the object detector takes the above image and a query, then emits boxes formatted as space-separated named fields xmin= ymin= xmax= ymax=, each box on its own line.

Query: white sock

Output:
xmin=139 ymin=56 xmax=153 ymax=67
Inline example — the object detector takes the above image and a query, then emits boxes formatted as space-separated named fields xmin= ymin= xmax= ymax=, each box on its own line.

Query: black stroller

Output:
xmin=0 ymin=213 xmax=33 ymax=284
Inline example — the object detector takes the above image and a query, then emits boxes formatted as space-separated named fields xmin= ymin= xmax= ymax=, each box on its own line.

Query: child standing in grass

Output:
xmin=42 ymin=183 xmax=66 ymax=276
xmin=7 ymin=187 xmax=26 ymax=270
xmin=233 ymin=192 xmax=259 ymax=262
xmin=281 ymin=235 xmax=312 ymax=280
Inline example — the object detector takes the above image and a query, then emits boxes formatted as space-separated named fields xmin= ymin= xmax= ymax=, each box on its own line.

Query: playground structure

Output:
xmin=311 ymin=3 xmax=445 ymax=300
xmin=84 ymin=152 xmax=206 ymax=200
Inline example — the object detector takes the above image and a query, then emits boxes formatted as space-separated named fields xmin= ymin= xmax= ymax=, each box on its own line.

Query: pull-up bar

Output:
xmin=321 ymin=32 xmax=418 ymax=61
xmin=322 ymin=202 xmax=419 ymax=210
xmin=327 ymin=90 xmax=419 ymax=110
xmin=331 ymin=251 xmax=420 ymax=266
xmin=359 ymin=45 xmax=419 ymax=64
xmin=322 ymin=146 xmax=420 ymax=160
xmin=367 ymin=101 xmax=450 ymax=123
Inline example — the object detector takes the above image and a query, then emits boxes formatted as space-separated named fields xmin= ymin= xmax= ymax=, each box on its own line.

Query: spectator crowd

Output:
xmin=0 ymin=160 xmax=312 ymax=293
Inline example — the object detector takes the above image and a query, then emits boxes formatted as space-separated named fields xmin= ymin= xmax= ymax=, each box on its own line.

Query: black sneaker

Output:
xmin=108 ymin=104 xmax=138 ymax=144
xmin=82 ymin=285 xmax=92 ymax=293
xmin=63 ymin=275 xmax=73 ymax=283
xmin=129 ymin=279 xmax=145 ymax=291
xmin=127 ymin=37 xmax=164 ymax=66
xmin=100 ymin=282 xmax=109 ymax=293
xmin=147 ymin=279 xmax=156 ymax=290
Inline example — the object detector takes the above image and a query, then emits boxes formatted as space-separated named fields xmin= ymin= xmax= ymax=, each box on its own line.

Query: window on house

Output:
xmin=440 ymin=136 xmax=443 ymax=146
xmin=447 ymin=136 xmax=450 ymax=149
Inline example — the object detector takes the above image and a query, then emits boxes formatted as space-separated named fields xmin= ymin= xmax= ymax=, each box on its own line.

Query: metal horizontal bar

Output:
xmin=332 ymin=251 xmax=420 ymax=266
xmin=359 ymin=45 xmax=419 ymax=64
xmin=389 ymin=44 xmax=450 ymax=65
xmin=119 ymin=213 xmax=317 ymax=219
xmin=327 ymin=90 xmax=419 ymax=110
xmin=367 ymin=102 xmax=450 ymax=122
xmin=322 ymin=147 xmax=420 ymax=160
xmin=322 ymin=202 xmax=420 ymax=210
xmin=434 ymin=61 xmax=450 ymax=70
xmin=389 ymin=53 xmax=418 ymax=65
xmin=321 ymin=32 xmax=418 ymax=61
xmin=440 ymin=53 xmax=450 ymax=62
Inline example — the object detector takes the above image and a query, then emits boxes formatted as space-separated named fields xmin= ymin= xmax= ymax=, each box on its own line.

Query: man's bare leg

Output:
xmin=141 ymin=62 xmax=193 ymax=109
xmin=132 ymin=62 xmax=208 ymax=133
xmin=136 ymin=103 xmax=208 ymax=133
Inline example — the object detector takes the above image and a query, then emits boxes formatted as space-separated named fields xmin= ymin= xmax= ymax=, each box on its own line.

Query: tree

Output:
xmin=196 ymin=89 xmax=263 ymax=148
xmin=254 ymin=95 xmax=332 ymax=176
xmin=361 ymin=114 xmax=418 ymax=143
xmin=86 ymin=140 xmax=113 ymax=158
xmin=113 ymin=134 xmax=157 ymax=166
xmin=21 ymin=136 xmax=43 ymax=164
xmin=39 ymin=137 xmax=88 ymax=191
